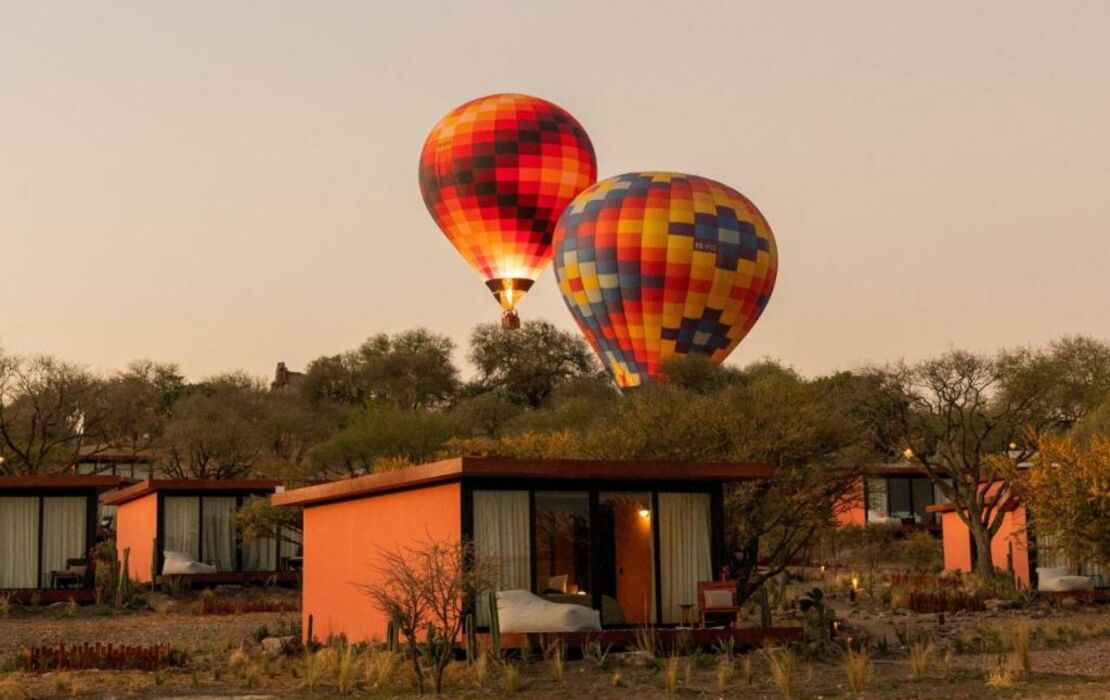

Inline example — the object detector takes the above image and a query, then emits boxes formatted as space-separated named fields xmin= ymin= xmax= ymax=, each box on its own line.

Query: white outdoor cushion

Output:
xmin=495 ymin=590 xmax=601 ymax=633
xmin=703 ymin=589 xmax=734 ymax=608
xmin=162 ymin=550 xmax=217 ymax=575
xmin=1037 ymin=567 xmax=1095 ymax=592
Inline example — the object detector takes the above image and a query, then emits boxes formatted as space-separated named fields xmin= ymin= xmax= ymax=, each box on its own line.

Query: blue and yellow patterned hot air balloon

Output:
xmin=552 ymin=172 xmax=778 ymax=388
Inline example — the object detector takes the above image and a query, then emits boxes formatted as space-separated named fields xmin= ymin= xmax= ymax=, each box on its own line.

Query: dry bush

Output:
xmin=359 ymin=538 xmax=498 ymax=694
xmin=0 ymin=674 xmax=31 ymax=700
xmin=841 ymin=647 xmax=871 ymax=693
xmin=611 ymin=671 xmax=623 ymax=687
xmin=908 ymin=641 xmax=933 ymax=681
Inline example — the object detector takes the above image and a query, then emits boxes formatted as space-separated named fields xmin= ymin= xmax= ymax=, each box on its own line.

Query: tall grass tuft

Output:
xmin=304 ymin=650 xmax=327 ymax=691
xmin=500 ymin=662 xmax=523 ymax=693
xmin=841 ymin=647 xmax=871 ymax=693
xmin=741 ymin=654 xmax=755 ymax=685
xmin=473 ymin=649 xmax=491 ymax=687
xmin=908 ymin=641 xmax=933 ymax=681
xmin=663 ymin=654 xmax=681 ymax=695
xmin=763 ymin=646 xmax=797 ymax=699
xmin=1005 ymin=624 xmax=1032 ymax=674
xmin=985 ymin=655 xmax=1021 ymax=688
xmin=634 ymin=624 xmax=658 ymax=657
xmin=335 ymin=645 xmax=358 ymax=695
xmin=716 ymin=656 xmax=734 ymax=693
xmin=365 ymin=650 xmax=399 ymax=689
xmin=543 ymin=638 xmax=565 ymax=683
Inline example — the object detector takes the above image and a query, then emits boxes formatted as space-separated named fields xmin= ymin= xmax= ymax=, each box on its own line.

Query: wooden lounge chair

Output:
xmin=697 ymin=580 xmax=742 ymax=628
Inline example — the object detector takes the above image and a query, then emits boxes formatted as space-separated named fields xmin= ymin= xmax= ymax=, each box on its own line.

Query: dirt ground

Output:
xmin=2 ymin=602 xmax=1110 ymax=699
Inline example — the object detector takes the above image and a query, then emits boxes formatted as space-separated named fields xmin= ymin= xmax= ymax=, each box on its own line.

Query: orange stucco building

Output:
xmin=928 ymin=489 xmax=1032 ymax=587
xmin=102 ymin=479 xmax=295 ymax=583
xmin=273 ymin=457 xmax=773 ymax=644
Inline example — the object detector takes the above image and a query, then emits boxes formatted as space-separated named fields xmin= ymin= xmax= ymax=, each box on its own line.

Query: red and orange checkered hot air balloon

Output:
xmin=419 ymin=94 xmax=598 ymax=328
xmin=553 ymin=172 xmax=778 ymax=388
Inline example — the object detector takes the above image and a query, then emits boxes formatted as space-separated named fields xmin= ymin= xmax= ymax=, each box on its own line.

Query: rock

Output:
xmin=984 ymin=598 xmax=1019 ymax=611
xmin=611 ymin=651 xmax=654 ymax=666
xmin=261 ymin=636 xmax=296 ymax=657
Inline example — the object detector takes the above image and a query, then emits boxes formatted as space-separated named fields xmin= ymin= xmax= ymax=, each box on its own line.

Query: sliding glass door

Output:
xmin=533 ymin=491 xmax=590 ymax=596
xmin=41 ymin=497 xmax=88 ymax=588
xmin=0 ymin=495 xmax=90 ymax=590
xmin=164 ymin=495 xmax=266 ymax=573
xmin=470 ymin=485 xmax=717 ymax=627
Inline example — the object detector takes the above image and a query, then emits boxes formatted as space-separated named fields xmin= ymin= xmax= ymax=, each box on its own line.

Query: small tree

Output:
xmin=1019 ymin=432 xmax=1110 ymax=573
xmin=360 ymin=539 xmax=498 ymax=694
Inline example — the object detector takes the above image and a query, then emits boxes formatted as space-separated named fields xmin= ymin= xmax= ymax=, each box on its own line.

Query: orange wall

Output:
xmin=940 ymin=511 xmax=972 ymax=573
xmin=302 ymin=483 xmax=461 ymax=644
xmin=940 ymin=506 xmax=1031 ymax=587
xmin=116 ymin=493 xmax=158 ymax=583
xmin=835 ymin=478 xmax=866 ymax=527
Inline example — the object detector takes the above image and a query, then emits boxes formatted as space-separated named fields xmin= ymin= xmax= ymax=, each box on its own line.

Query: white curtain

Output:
xmin=202 ymin=497 xmax=237 ymax=572
xmin=243 ymin=537 xmax=277 ymax=572
xmin=279 ymin=526 xmax=302 ymax=561
xmin=473 ymin=490 xmax=531 ymax=625
xmin=163 ymin=496 xmax=200 ymax=560
xmin=0 ymin=497 xmax=39 ymax=588
xmin=658 ymin=492 xmax=712 ymax=624
xmin=41 ymin=497 xmax=87 ymax=588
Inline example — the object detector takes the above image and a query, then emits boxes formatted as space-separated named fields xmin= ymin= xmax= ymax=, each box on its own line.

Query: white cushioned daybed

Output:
xmin=495 ymin=590 xmax=601 ymax=633
xmin=1037 ymin=566 xmax=1095 ymax=592
xmin=162 ymin=550 xmax=217 ymax=575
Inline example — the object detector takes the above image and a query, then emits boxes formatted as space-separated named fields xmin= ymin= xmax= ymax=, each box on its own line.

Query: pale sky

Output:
xmin=2 ymin=1 xmax=1108 ymax=381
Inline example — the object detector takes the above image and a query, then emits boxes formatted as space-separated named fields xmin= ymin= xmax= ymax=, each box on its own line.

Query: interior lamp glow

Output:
xmin=638 ymin=507 xmax=651 ymax=519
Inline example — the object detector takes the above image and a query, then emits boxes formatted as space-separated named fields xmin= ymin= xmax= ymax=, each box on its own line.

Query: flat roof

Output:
xmin=101 ymin=479 xmax=287 ymax=506
xmin=272 ymin=457 xmax=774 ymax=509
xmin=0 ymin=475 xmax=136 ymax=493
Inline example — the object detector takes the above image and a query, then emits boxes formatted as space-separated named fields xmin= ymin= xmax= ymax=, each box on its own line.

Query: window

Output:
xmin=162 ymin=495 xmax=281 ymax=573
xmin=472 ymin=490 xmax=531 ymax=625
xmin=0 ymin=496 xmax=89 ymax=589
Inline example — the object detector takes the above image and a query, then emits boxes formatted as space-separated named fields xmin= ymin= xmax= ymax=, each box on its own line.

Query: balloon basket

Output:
xmin=501 ymin=309 xmax=521 ymax=330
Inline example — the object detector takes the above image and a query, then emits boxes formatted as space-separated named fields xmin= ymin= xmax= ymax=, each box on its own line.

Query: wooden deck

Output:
xmin=3 ymin=589 xmax=98 ymax=604
xmin=1046 ymin=589 xmax=1110 ymax=604
xmin=155 ymin=571 xmax=302 ymax=588
xmin=477 ymin=626 xmax=804 ymax=651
